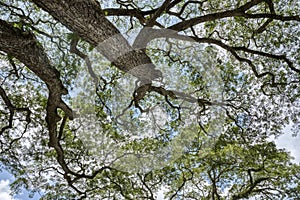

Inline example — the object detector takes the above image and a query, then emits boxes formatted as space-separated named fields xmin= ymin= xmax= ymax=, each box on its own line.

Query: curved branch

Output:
xmin=146 ymin=0 xmax=171 ymax=27
xmin=168 ymin=0 xmax=299 ymax=32
xmin=232 ymin=177 xmax=269 ymax=199
xmin=168 ymin=0 xmax=264 ymax=31
xmin=32 ymin=0 xmax=162 ymax=83
xmin=131 ymin=27 xmax=299 ymax=82
xmin=0 ymin=85 xmax=32 ymax=138
xmin=243 ymin=13 xmax=300 ymax=21
xmin=0 ymin=19 xmax=84 ymax=184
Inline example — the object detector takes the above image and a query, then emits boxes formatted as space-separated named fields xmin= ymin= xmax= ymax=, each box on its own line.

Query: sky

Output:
xmin=274 ymin=125 xmax=300 ymax=164
xmin=0 ymin=169 xmax=41 ymax=200
xmin=0 ymin=179 xmax=14 ymax=200
xmin=0 ymin=2 xmax=299 ymax=199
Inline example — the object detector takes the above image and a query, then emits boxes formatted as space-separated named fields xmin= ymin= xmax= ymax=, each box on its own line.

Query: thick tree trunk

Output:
xmin=31 ymin=0 xmax=162 ymax=82
xmin=0 ymin=19 xmax=73 ymax=144
xmin=0 ymin=20 xmax=66 ymax=95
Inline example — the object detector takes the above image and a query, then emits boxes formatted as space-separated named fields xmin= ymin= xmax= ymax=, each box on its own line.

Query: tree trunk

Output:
xmin=31 ymin=0 xmax=162 ymax=82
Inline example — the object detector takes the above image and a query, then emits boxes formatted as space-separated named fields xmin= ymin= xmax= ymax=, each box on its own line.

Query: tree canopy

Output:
xmin=0 ymin=0 xmax=300 ymax=199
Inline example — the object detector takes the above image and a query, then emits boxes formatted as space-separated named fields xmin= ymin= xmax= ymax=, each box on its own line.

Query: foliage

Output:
xmin=0 ymin=0 xmax=300 ymax=199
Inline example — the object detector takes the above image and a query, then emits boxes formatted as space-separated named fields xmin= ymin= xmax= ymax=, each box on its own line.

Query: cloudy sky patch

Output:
xmin=0 ymin=179 xmax=16 ymax=200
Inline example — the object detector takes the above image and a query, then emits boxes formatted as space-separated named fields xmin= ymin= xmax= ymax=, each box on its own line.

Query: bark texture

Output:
xmin=0 ymin=19 xmax=73 ymax=154
xmin=0 ymin=20 xmax=65 ymax=93
xmin=31 ymin=0 xmax=162 ymax=82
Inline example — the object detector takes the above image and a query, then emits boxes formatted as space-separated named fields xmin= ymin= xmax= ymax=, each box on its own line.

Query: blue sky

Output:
xmin=0 ymin=168 xmax=41 ymax=200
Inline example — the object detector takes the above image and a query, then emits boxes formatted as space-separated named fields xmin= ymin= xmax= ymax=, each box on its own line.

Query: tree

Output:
xmin=0 ymin=0 xmax=299 ymax=199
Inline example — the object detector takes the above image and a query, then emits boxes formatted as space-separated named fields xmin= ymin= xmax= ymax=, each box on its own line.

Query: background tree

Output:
xmin=0 ymin=0 xmax=299 ymax=199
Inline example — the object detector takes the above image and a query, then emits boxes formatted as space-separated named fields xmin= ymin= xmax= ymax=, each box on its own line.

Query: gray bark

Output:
xmin=31 ymin=0 xmax=162 ymax=82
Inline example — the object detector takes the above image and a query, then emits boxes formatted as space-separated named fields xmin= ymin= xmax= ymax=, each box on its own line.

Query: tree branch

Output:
xmin=32 ymin=0 xmax=162 ymax=83
xmin=168 ymin=0 xmax=264 ymax=31
xmin=146 ymin=0 xmax=171 ymax=27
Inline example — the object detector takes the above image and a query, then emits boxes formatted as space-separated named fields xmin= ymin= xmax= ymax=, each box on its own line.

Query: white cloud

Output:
xmin=275 ymin=133 xmax=300 ymax=163
xmin=156 ymin=190 xmax=165 ymax=200
xmin=156 ymin=186 xmax=169 ymax=200
xmin=273 ymin=124 xmax=300 ymax=163
xmin=0 ymin=180 xmax=16 ymax=200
